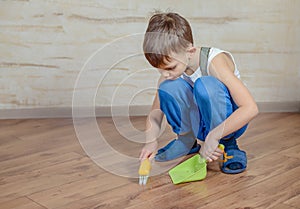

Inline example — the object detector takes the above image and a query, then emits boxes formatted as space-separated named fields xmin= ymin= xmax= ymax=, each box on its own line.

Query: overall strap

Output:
xmin=200 ymin=47 xmax=211 ymax=76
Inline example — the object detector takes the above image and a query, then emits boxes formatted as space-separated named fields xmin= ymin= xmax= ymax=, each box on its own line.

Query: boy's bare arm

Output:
xmin=210 ymin=53 xmax=258 ymax=137
xmin=202 ymin=53 xmax=259 ymax=161
xmin=139 ymin=92 xmax=164 ymax=160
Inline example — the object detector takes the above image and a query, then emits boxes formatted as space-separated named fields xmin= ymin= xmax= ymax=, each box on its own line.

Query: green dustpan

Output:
xmin=168 ymin=154 xmax=207 ymax=184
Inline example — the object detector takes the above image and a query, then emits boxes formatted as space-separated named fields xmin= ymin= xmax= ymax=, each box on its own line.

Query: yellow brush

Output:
xmin=138 ymin=158 xmax=151 ymax=185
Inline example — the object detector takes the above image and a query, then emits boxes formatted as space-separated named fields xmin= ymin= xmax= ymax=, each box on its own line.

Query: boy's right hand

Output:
xmin=200 ymin=135 xmax=223 ymax=163
xmin=139 ymin=141 xmax=158 ymax=161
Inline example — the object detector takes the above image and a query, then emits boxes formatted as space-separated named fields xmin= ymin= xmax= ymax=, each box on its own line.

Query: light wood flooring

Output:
xmin=0 ymin=113 xmax=299 ymax=209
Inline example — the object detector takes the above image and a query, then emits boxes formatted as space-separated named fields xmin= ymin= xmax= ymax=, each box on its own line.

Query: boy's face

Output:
xmin=158 ymin=51 xmax=189 ymax=80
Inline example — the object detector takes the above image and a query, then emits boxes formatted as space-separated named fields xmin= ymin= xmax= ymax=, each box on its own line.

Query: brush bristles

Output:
xmin=139 ymin=175 xmax=149 ymax=185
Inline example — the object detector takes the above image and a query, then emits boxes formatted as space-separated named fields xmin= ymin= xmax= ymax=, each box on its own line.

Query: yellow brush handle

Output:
xmin=218 ymin=144 xmax=234 ymax=162
xmin=218 ymin=144 xmax=225 ymax=151
xmin=139 ymin=158 xmax=151 ymax=176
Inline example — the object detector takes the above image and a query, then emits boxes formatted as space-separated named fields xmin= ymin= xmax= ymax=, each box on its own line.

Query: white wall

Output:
xmin=0 ymin=0 xmax=299 ymax=113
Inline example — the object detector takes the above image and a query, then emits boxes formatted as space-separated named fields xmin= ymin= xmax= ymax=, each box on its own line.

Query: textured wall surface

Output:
xmin=1 ymin=0 xmax=299 ymax=109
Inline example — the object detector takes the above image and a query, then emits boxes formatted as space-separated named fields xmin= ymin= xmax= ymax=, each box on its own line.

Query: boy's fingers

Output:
xmin=139 ymin=150 xmax=153 ymax=161
xmin=206 ymin=157 xmax=213 ymax=163
xmin=206 ymin=151 xmax=222 ymax=162
xmin=213 ymin=151 xmax=222 ymax=157
xmin=139 ymin=150 xmax=147 ymax=161
xmin=148 ymin=152 xmax=155 ymax=161
xmin=211 ymin=155 xmax=218 ymax=161
xmin=140 ymin=156 xmax=147 ymax=161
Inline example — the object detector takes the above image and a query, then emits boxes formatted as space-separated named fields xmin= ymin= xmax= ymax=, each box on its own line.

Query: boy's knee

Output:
xmin=159 ymin=78 xmax=188 ymax=91
xmin=194 ymin=76 xmax=228 ymax=107
xmin=159 ymin=78 xmax=192 ymax=97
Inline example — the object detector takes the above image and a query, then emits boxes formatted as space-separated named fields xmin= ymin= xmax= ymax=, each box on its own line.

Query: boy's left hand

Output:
xmin=200 ymin=136 xmax=223 ymax=162
xmin=139 ymin=141 xmax=158 ymax=161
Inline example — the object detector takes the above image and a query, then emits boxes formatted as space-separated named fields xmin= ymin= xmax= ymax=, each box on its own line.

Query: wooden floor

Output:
xmin=0 ymin=113 xmax=299 ymax=209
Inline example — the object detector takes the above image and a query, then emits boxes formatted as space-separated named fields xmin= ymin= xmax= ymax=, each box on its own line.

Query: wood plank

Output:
xmin=271 ymin=203 xmax=299 ymax=209
xmin=0 ymin=135 xmax=22 ymax=147
xmin=0 ymin=151 xmax=82 ymax=176
xmin=284 ymin=194 xmax=300 ymax=209
xmin=28 ymin=172 xmax=130 ymax=209
xmin=0 ymin=156 xmax=102 ymax=202
xmin=278 ymin=143 xmax=300 ymax=159
xmin=196 ymin=167 xmax=300 ymax=209
xmin=0 ymin=118 xmax=72 ymax=138
xmin=54 ymin=175 xmax=172 ymax=209
xmin=0 ymin=197 xmax=46 ymax=209
xmin=0 ymin=126 xmax=81 ymax=162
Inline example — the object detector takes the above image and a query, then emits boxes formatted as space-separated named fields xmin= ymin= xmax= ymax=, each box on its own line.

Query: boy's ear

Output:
xmin=186 ymin=46 xmax=197 ymax=57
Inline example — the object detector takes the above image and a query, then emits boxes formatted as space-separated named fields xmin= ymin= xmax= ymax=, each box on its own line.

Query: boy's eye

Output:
xmin=166 ymin=65 xmax=176 ymax=71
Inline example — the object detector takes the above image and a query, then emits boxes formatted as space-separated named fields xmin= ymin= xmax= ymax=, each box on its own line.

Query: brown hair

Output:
xmin=143 ymin=12 xmax=193 ymax=68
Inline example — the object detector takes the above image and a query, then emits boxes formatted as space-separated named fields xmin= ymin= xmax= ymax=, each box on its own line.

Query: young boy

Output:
xmin=139 ymin=12 xmax=258 ymax=174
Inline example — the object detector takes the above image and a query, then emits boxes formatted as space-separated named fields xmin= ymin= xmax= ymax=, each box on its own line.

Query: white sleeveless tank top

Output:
xmin=181 ymin=47 xmax=240 ymax=86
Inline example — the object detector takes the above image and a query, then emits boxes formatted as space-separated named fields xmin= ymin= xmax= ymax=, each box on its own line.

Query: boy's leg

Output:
xmin=155 ymin=78 xmax=201 ymax=162
xmin=194 ymin=76 xmax=248 ymax=174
